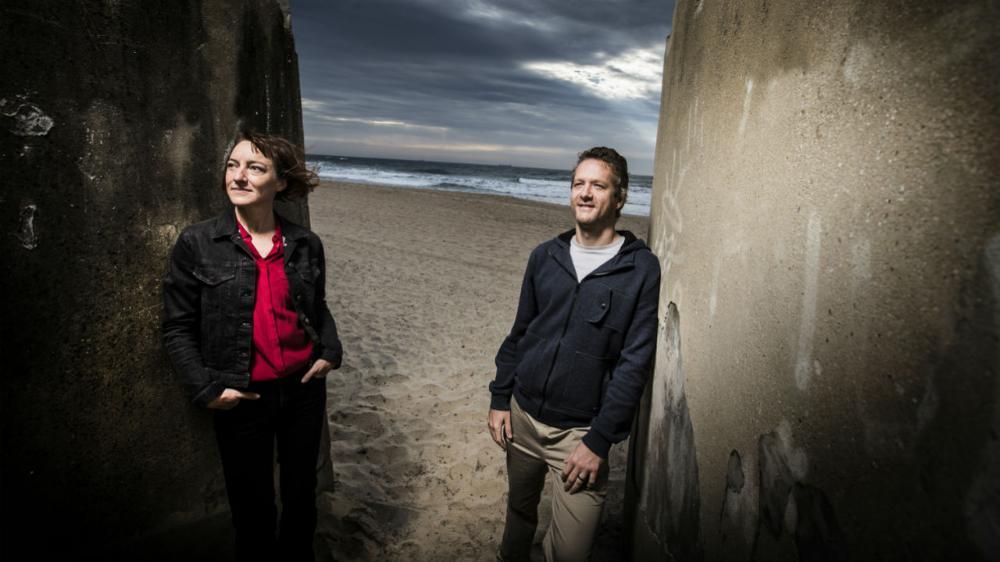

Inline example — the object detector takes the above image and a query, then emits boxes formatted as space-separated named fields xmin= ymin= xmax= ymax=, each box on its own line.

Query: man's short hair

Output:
xmin=573 ymin=147 xmax=629 ymax=217
xmin=229 ymin=129 xmax=319 ymax=200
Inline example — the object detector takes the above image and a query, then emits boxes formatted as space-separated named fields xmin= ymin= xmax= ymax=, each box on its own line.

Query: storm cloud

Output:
xmin=293 ymin=0 xmax=674 ymax=173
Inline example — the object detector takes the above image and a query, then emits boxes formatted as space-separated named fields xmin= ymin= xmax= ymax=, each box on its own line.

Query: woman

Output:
xmin=162 ymin=130 xmax=342 ymax=561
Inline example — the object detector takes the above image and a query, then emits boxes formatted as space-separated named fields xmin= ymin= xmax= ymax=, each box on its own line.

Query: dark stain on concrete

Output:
xmin=791 ymin=484 xmax=849 ymax=562
xmin=752 ymin=430 xmax=849 ymax=562
xmin=757 ymin=431 xmax=797 ymax=537
xmin=726 ymin=450 xmax=746 ymax=494
xmin=719 ymin=449 xmax=755 ymax=562
xmin=625 ymin=302 xmax=703 ymax=561
xmin=909 ymin=233 xmax=1000 ymax=561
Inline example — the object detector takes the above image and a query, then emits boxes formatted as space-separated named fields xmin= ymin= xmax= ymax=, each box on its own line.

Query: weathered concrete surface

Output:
xmin=629 ymin=0 xmax=1000 ymax=560
xmin=0 ymin=2 xmax=318 ymax=559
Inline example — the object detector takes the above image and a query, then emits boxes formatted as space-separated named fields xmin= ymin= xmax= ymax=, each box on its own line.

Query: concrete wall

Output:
xmin=0 ymin=2 xmax=315 ymax=558
xmin=628 ymin=0 xmax=999 ymax=560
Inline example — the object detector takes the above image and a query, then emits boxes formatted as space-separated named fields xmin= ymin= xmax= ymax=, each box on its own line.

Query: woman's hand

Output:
xmin=207 ymin=388 xmax=261 ymax=410
xmin=301 ymin=358 xmax=333 ymax=383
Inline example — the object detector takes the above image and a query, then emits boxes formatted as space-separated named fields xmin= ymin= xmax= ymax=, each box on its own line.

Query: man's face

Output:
xmin=571 ymin=159 xmax=621 ymax=228
xmin=225 ymin=140 xmax=286 ymax=208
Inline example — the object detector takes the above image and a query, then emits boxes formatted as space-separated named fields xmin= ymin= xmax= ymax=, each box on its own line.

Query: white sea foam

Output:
xmin=309 ymin=157 xmax=651 ymax=216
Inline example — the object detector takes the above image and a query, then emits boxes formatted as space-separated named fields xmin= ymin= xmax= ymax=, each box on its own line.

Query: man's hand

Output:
xmin=561 ymin=442 xmax=603 ymax=494
xmin=301 ymin=358 xmax=333 ymax=383
xmin=488 ymin=409 xmax=513 ymax=450
xmin=207 ymin=388 xmax=261 ymax=410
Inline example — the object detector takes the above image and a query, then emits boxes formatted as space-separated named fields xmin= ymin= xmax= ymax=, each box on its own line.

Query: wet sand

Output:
xmin=309 ymin=181 xmax=649 ymax=561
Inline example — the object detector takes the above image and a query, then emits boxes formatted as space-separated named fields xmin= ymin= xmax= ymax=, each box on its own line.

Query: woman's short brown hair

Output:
xmin=229 ymin=130 xmax=318 ymax=200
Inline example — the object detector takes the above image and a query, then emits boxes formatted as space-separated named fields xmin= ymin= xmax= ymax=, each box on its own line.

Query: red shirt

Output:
xmin=237 ymin=218 xmax=314 ymax=381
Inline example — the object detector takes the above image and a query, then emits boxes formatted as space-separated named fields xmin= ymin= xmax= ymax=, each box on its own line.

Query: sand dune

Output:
xmin=308 ymin=181 xmax=649 ymax=561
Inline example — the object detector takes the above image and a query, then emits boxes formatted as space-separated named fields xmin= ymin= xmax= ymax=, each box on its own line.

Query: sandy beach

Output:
xmin=308 ymin=181 xmax=649 ymax=561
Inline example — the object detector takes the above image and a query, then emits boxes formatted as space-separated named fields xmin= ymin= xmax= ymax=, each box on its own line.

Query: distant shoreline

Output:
xmin=307 ymin=155 xmax=652 ymax=217
xmin=314 ymin=178 xmax=652 ymax=218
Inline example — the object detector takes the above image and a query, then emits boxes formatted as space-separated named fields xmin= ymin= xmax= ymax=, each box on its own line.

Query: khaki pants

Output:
xmin=498 ymin=397 xmax=608 ymax=562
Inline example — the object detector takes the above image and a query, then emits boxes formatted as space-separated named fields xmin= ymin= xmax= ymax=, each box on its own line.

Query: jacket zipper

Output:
xmin=535 ymin=250 xmax=622 ymax=417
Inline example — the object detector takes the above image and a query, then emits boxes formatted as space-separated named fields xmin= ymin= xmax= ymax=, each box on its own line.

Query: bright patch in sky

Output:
xmin=302 ymin=98 xmax=449 ymax=132
xmin=462 ymin=0 xmax=555 ymax=31
xmin=523 ymin=46 xmax=664 ymax=101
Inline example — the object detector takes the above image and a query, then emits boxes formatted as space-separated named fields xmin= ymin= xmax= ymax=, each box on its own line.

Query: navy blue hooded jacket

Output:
xmin=490 ymin=229 xmax=661 ymax=458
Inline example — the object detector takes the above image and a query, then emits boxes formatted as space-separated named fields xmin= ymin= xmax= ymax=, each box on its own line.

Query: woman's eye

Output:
xmin=226 ymin=162 xmax=237 ymax=169
xmin=250 ymin=166 xmax=265 ymax=173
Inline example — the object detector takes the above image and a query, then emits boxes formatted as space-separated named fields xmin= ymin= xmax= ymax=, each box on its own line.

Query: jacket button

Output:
xmin=295 ymin=294 xmax=303 ymax=301
xmin=241 ymin=321 xmax=251 ymax=328
xmin=600 ymin=303 xmax=607 ymax=308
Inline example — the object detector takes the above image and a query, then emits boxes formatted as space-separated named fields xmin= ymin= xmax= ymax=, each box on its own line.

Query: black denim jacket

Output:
xmin=162 ymin=210 xmax=343 ymax=407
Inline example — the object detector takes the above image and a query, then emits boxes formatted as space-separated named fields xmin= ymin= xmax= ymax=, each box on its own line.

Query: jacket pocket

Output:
xmin=193 ymin=265 xmax=237 ymax=355
xmin=584 ymin=283 xmax=637 ymax=334
xmin=583 ymin=284 xmax=611 ymax=324
xmin=193 ymin=265 xmax=237 ymax=309
xmin=294 ymin=262 xmax=321 ymax=284
xmin=193 ymin=265 xmax=236 ymax=287
xmin=514 ymin=331 xmax=545 ymax=396
xmin=554 ymin=350 xmax=612 ymax=417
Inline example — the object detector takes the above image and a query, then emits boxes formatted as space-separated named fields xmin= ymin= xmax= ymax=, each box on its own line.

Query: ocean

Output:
xmin=307 ymin=155 xmax=652 ymax=216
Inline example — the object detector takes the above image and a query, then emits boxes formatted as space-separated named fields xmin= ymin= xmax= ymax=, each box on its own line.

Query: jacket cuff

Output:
xmin=192 ymin=379 xmax=227 ymax=408
xmin=319 ymin=346 xmax=343 ymax=369
xmin=582 ymin=430 xmax=612 ymax=459
xmin=490 ymin=393 xmax=511 ymax=411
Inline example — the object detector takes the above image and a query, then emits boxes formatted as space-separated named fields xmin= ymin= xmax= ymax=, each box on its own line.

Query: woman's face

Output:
xmin=225 ymin=140 xmax=286 ymax=209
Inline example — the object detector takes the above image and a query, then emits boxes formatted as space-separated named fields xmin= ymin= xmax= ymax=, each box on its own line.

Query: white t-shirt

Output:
xmin=570 ymin=235 xmax=625 ymax=281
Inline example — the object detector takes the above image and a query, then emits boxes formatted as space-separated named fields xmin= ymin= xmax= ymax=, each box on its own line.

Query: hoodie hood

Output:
xmin=555 ymin=229 xmax=648 ymax=254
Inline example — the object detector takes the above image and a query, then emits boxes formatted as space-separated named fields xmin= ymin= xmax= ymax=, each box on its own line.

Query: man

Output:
xmin=488 ymin=147 xmax=661 ymax=561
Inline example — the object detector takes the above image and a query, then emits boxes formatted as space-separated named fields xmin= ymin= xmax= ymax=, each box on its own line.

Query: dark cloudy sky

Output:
xmin=292 ymin=0 xmax=674 ymax=174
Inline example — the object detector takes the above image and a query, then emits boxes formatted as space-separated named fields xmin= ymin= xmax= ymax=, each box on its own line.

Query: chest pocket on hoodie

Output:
xmin=580 ymin=283 xmax=633 ymax=333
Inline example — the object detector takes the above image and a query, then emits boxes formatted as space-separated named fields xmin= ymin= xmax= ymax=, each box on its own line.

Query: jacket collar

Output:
xmin=210 ymin=208 xmax=309 ymax=241
xmin=548 ymin=228 xmax=642 ymax=279
xmin=210 ymin=209 xmax=310 ymax=264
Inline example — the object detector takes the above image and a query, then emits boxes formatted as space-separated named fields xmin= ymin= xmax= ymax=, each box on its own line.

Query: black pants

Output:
xmin=213 ymin=375 xmax=326 ymax=562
